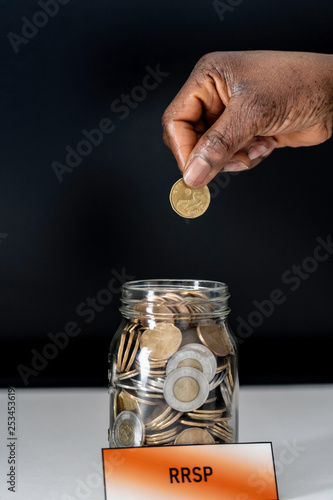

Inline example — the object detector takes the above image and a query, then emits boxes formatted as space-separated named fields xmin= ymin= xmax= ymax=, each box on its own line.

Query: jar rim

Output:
xmin=122 ymin=279 xmax=228 ymax=293
xmin=120 ymin=279 xmax=230 ymax=320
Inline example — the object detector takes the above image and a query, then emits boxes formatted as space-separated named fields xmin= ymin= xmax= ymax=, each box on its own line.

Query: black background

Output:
xmin=0 ymin=0 xmax=332 ymax=387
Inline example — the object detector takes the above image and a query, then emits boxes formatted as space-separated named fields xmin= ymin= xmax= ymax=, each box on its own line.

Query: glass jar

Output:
xmin=108 ymin=279 xmax=238 ymax=448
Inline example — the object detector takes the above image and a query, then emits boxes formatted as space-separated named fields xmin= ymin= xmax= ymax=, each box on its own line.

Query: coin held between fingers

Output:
xmin=169 ymin=178 xmax=210 ymax=219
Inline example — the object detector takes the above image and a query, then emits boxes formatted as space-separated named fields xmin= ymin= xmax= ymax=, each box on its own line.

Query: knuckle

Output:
xmin=191 ymin=52 xmax=223 ymax=83
xmin=201 ymin=129 xmax=232 ymax=153
xmin=191 ymin=52 xmax=237 ymax=94
xmin=194 ymin=51 xmax=234 ymax=79
xmin=195 ymin=52 xmax=222 ymax=69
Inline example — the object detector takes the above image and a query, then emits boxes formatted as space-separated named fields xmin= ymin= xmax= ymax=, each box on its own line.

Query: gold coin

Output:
xmin=197 ymin=322 xmax=234 ymax=357
xmin=180 ymin=290 xmax=208 ymax=299
xmin=134 ymin=301 xmax=174 ymax=325
xmin=122 ymin=389 xmax=157 ymax=406
xmin=137 ymin=360 xmax=167 ymax=370
xmin=161 ymin=292 xmax=183 ymax=302
xmin=120 ymin=325 xmax=136 ymax=372
xmin=214 ymin=421 xmax=234 ymax=434
xmin=136 ymin=358 xmax=167 ymax=369
xmin=140 ymin=322 xmax=182 ymax=361
xmin=160 ymin=294 xmax=191 ymax=329
xmin=211 ymin=427 xmax=233 ymax=438
xmin=174 ymin=427 xmax=215 ymax=445
xmin=179 ymin=328 xmax=200 ymax=348
xmin=210 ymin=425 xmax=234 ymax=442
xmin=124 ymin=330 xmax=142 ymax=373
xmin=227 ymin=359 xmax=235 ymax=391
xmin=180 ymin=419 xmax=214 ymax=427
xmin=186 ymin=413 xmax=219 ymax=421
xmin=137 ymin=391 xmax=164 ymax=399
xmin=145 ymin=403 xmax=172 ymax=429
xmin=146 ymin=432 xmax=181 ymax=445
xmin=216 ymin=360 xmax=228 ymax=373
xmin=191 ymin=408 xmax=224 ymax=415
xmin=146 ymin=369 xmax=167 ymax=378
xmin=117 ymin=369 xmax=139 ymax=379
xmin=177 ymin=358 xmax=202 ymax=371
xmin=157 ymin=411 xmax=183 ymax=430
xmin=173 ymin=376 xmax=199 ymax=402
xmin=116 ymin=330 xmax=127 ymax=372
xmin=169 ymin=178 xmax=210 ymax=219
xmin=146 ymin=425 xmax=181 ymax=441
xmin=118 ymin=390 xmax=140 ymax=413
xmin=205 ymin=396 xmax=217 ymax=404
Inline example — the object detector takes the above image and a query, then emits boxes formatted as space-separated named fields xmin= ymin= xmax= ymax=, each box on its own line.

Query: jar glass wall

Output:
xmin=108 ymin=279 xmax=238 ymax=448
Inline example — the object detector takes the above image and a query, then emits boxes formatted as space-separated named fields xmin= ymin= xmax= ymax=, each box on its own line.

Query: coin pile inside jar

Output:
xmin=108 ymin=290 xmax=236 ymax=448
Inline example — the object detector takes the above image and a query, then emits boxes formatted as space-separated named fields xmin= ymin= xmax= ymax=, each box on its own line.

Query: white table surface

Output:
xmin=1 ymin=384 xmax=332 ymax=500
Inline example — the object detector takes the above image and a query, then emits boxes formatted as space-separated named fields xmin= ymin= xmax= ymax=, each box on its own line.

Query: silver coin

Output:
xmin=146 ymin=378 xmax=165 ymax=390
xmin=179 ymin=343 xmax=217 ymax=381
xmin=117 ymin=369 xmax=139 ymax=380
xmin=163 ymin=367 xmax=209 ymax=412
xmin=220 ymin=384 xmax=231 ymax=409
xmin=224 ymin=374 xmax=233 ymax=395
xmin=109 ymin=387 xmax=118 ymax=416
xmin=131 ymin=379 xmax=164 ymax=393
xmin=149 ymin=377 xmax=165 ymax=386
xmin=137 ymin=390 xmax=164 ymax=399
xmin=116 ymin=381 xmax=136 ymax=391
xmin=108 ymin=388 xmax=117 ymax=447
xmin=113 ymin=411 xmax=144 ymax=448
xmin=166 ymin=348 xmax=213 ymax=382
xmin=209 ymin=371 xmax=227 ymax=391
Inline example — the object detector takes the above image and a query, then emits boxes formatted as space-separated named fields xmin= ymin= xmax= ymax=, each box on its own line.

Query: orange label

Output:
xmin=102 ymin=442 xmax=279 ymax=500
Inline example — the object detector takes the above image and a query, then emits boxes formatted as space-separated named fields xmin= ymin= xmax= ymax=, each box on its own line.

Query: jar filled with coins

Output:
xmin=108 ymin=279 xmax=238 ymax=448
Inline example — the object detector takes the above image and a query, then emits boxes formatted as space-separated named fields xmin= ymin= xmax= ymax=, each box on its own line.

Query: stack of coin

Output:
xmin=109 ymin=289 xmax=236 ymax=448
xmin=133 ymin=290 xmax=217 ymax=329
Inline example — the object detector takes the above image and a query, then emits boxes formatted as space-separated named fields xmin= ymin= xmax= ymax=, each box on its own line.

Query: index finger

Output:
xmin=162 ymin=77 xmax=225 ymax=171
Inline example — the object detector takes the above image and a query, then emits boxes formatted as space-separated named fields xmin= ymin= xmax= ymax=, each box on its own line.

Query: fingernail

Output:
xmin=184 ymin=156 xmax=212 ymax=187
xmin=223 ymin=161 xmax=249 ymax=172
xmin=248 ymin=144 xmax=269 ymax=161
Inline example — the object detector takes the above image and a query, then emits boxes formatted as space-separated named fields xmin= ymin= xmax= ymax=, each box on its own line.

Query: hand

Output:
xmin=162 ymin=51 xmax=333 ymax=187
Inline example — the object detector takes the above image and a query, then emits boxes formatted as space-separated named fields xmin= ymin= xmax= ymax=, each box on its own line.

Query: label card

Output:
xmin=102 ymin=442 xmax=279 ymax=500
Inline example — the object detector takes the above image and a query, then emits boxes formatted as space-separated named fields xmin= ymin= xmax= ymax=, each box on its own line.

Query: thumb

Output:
xmin=183 ymin=101 xmax=256 ymax=187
